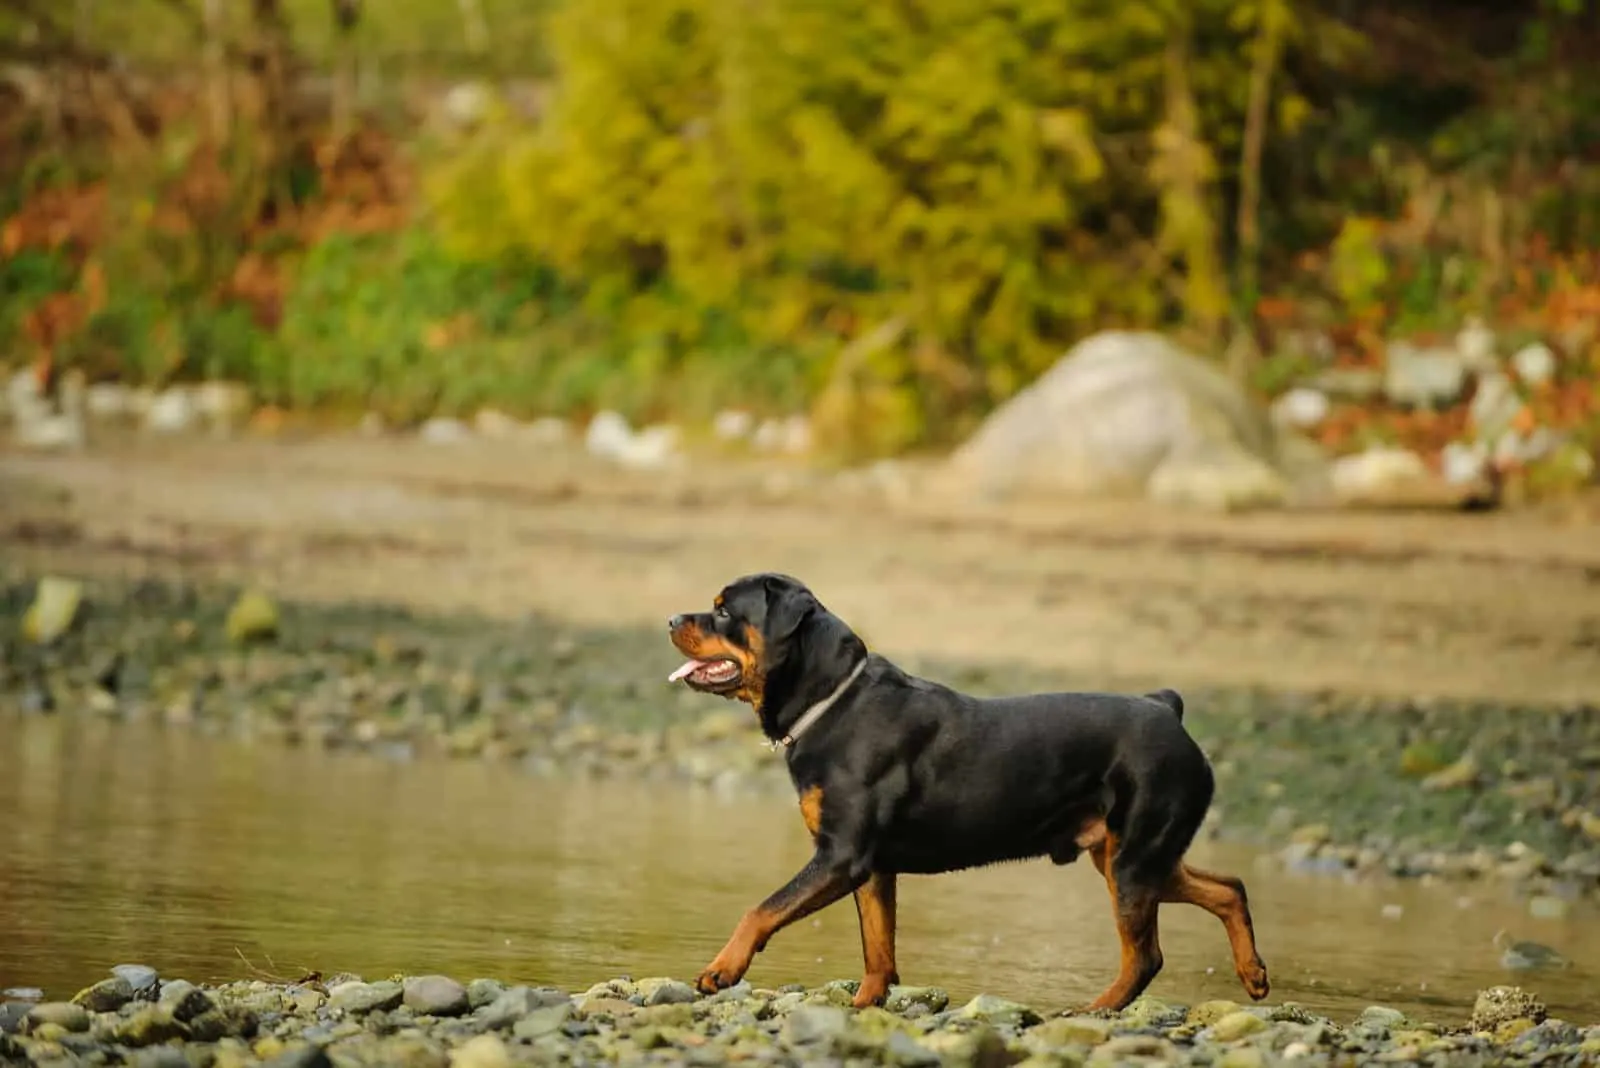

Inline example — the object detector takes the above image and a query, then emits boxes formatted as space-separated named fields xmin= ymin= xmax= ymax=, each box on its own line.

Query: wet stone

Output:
xmin=73 ymin=976 xmax=135 ymax=1013
xmin=25 ymin=1002 xmax=91 ymax=1034
xmin=403 ymin=976 xmax=469 ymax=1018
xmin=112 ymin=965 xmax=161 ymax=997
xmin=884 ymin=986 xmax=950 ymax=1016
xmin=328 ymin=981 xmax=404 ymax=1016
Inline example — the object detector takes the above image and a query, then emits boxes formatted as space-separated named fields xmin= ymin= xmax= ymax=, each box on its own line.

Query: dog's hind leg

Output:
xmin=1085 ymin=833 xmax=1164 ymax=1011
xmin=1161 ymin=864 xmax=1269 ymax=1001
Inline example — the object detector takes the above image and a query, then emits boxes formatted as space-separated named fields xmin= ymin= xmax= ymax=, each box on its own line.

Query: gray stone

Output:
xmin=1208 ymin=1010 xmax=1270 ymax=1042
xmin=403 ymin=975 xmax=469 ymax=1017
xmin=72 ymin=976 xmax=134 ymax=1013
xmin=638 ymin=979 xmax=697 ymax=1006
xmin=476 ymin=986 xmax=568 ymax=1030
xmin=783 ymin=1004 xmax=849 ymax=1045
xmin=1357 ymin=1005 xmax=1407 ymax=1030
xmin=128 ymin=1049 xmax=191 ymax=1068
xmin=884 ymin=986 xmax=950 ymax=1016
xmin=958 ymin=993 xmax=1041 ymax=1028
xmin=510 ymin=1003 xmax=572 ymax=1040
xmin=884 ymin=1029 xmax=943 ymax=1065
xmin=1470 ymin=986 xmax=1547 ymax=1033
xmin=328 ymin=980 xmax=404 ymax=1015
xmin=261 ymin=1046 xmax=333 ymax=1068
xmin=448 ymin=1033 xmax=512 ymax=1068
xmin=1031 ymin=1015 xmax=1112 ymax=1046
xmin=1092 ymin=1034 xmax=1178 ymax=1062
xmin=112 ymin=964 xmax=160 ymax=995
xmin=464 ymin=979 xmax=504 ymax=1011
xmin=157 ymin=981 xmax=213 ymax=1023
xmin=25 ymin=1002 xmax=90 ymax=1034
xmin=113 ymin=1006 xmax=189 ymax=1047
xmin=938 ymin=331 xmax=1317 ymax=511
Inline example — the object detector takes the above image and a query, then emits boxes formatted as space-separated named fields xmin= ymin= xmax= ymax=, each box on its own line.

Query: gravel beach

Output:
xmin=3 ymin=966 xmax=1597 ymax=1068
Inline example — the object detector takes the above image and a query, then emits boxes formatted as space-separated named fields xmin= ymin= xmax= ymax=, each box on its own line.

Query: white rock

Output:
xmin=441 ymin=82 xmax=492 ymax=130
xmin=780 ymin=414 xmax=813 ymax=455
xmin=1440 ymin=441 xmax=1489 ymax=487
xmin=83 ymin=382 xmax=134 ymax=420
xmin=472 ymin=408 xmax=521 ymax=439
xmin=144 ymin=387 xmax=198 ymax=434
xmin=419 ymin=417 xmax=472 ymax=444
xmin=1384 ymin=341 xmax=1468 ymax=408
xmin=619 ymin=423 xmax=681 ymax=470
xmin=5 ymin=367 xmax=41 ymax=417
xmin=1329 ymin=447 xmax=1430 ymax=500
xmin=11 ymin=410 xmax=85 ymax=451
xmin=1511 ymin=342 xmax=1558 ymax=387
xmin=522 ymin=416 xmax=569 ymax=444
xmin=1468 ymin=371 xmax=1523 ymax=441
xmin=751 ymin=419 xmax=785 ymax=453
xmin=713 ymin=409 xmax=754 ymax=441
xmin=1493 ymin=427 xmax=1560 ymax=469
xmin=193 ymin=381 xmax=252 ymax=429
xmin=938 ymin=331 xmax=1306 ymax=510
xmin=1456 ymin=316 xmax=1498 ymax=372
xmin=584 ymin=410 xmax=634 ymax=461
xmin=1270 ymin=387 xmax=1331 ymax=430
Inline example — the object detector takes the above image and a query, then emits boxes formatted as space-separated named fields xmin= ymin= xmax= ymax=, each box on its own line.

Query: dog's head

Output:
xmin=666 ymin=573 xmax=866 ymax=722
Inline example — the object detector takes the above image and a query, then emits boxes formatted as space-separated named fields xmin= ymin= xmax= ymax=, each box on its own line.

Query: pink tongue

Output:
xmin=668 ymin=659 xmax=707 ymax=682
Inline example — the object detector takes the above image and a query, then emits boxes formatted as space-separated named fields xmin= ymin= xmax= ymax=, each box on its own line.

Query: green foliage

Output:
xmin=425 ymin=0 xmax=1316 ymax=455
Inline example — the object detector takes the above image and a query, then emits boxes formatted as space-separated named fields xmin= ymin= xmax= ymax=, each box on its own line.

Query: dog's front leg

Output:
xmin=850 ymin=871 xmax=899 ymax=1008
xmin=696 ymin=851 xmax=863 ymax=995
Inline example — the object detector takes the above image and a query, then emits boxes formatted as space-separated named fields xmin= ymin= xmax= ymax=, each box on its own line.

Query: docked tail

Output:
xmin=1145 ymin=688 xmax=1184 ymax=721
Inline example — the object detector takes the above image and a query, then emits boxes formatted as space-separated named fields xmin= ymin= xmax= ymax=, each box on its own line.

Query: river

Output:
xmin=1 ymin=715 xmax=1595 ymax=1026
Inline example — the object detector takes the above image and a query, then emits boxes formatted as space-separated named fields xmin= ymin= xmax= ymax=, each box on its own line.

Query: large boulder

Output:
xmin=938 ymin=331 xmax=1324 ymax=510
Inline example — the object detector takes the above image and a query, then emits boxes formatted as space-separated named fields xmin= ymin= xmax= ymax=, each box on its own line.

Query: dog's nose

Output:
xmin=668 ymin=614 xmax=685 ymax=630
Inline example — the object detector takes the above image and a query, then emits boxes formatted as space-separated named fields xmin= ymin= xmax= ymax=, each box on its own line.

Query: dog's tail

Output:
xmin=1145 ymin=688 xmax=1185 ymax=721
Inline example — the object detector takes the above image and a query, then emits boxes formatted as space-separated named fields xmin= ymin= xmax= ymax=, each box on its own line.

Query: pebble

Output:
xmin=111 ymin=964 xmax=160 ymax=995
xmin=403 ymin=975 xmax=469 ymax=1017
xmin=327 ymin=980 xmax=404 ymax=1015
xmin=0 ymin=972 xmax=1593 ymax=1067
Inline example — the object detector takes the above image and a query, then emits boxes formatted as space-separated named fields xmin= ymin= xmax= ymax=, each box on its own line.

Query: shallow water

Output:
xmin=1 ymin=716 xmax=1596 ymax=1026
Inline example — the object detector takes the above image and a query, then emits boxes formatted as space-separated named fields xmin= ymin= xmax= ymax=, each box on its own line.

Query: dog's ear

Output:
xmin=796 ymin=607 xmax=866 ymax=684
xmin=762 ymin=576 xmax=818 ymax=646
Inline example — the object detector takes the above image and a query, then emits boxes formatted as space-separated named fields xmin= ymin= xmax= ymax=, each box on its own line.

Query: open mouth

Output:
xmin=668 ymin=657 xmax=742 ymax=689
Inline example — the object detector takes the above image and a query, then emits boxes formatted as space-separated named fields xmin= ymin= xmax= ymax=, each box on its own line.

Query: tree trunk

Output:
xmin=1232 ymin=0 xmax=1288 ymax=377
xmin=203 ymin=0 xmax=232 ymax=143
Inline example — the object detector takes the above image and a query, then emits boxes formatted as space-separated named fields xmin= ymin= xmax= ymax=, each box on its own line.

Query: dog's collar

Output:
xmin=769 ymin=658 xmax=868 ymax=751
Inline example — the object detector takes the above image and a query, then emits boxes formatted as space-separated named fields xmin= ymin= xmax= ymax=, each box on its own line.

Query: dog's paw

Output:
xmin=1240 ymin=958 xmax=1270 ymax=1001
xmin=695 ymin=963 xmax=744 ymax=996
xmin=851 ymin=972 xmax=898 ymax=1009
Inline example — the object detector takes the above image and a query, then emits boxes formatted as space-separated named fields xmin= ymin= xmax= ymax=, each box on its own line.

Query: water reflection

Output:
xmin=0 ymin=716 xmax=1594 ymax=1025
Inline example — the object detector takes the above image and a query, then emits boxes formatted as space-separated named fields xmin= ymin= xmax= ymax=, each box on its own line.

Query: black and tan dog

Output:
xmin=666 ymin=572 xmax=1268 ymax=1011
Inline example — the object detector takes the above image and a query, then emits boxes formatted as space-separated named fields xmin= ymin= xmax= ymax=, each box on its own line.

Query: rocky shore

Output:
xmin=2 ymin=966 xmax=1596 ymax=1068
xmin=3 ymin=571 xmax=1600 ymax=912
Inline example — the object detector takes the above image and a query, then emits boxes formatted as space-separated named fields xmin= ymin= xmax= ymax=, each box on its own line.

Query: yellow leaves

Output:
xmin=1277 ymin=93 xmax=1312 ymax=136
xmin=1037 ymin=108 xmax=1105 ymax=183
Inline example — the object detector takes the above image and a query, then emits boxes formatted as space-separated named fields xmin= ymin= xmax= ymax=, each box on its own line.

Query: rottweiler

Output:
xmin=666 ymin=572 xmax=1268 ymax=1011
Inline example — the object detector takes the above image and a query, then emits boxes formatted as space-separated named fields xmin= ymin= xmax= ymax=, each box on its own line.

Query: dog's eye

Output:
xmin=713 ymin=606 xmax=729 ymax=621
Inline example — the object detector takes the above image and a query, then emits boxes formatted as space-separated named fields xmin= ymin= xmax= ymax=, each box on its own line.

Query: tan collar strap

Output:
xmin=771 ymin=658 xmax=869 ymax=751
